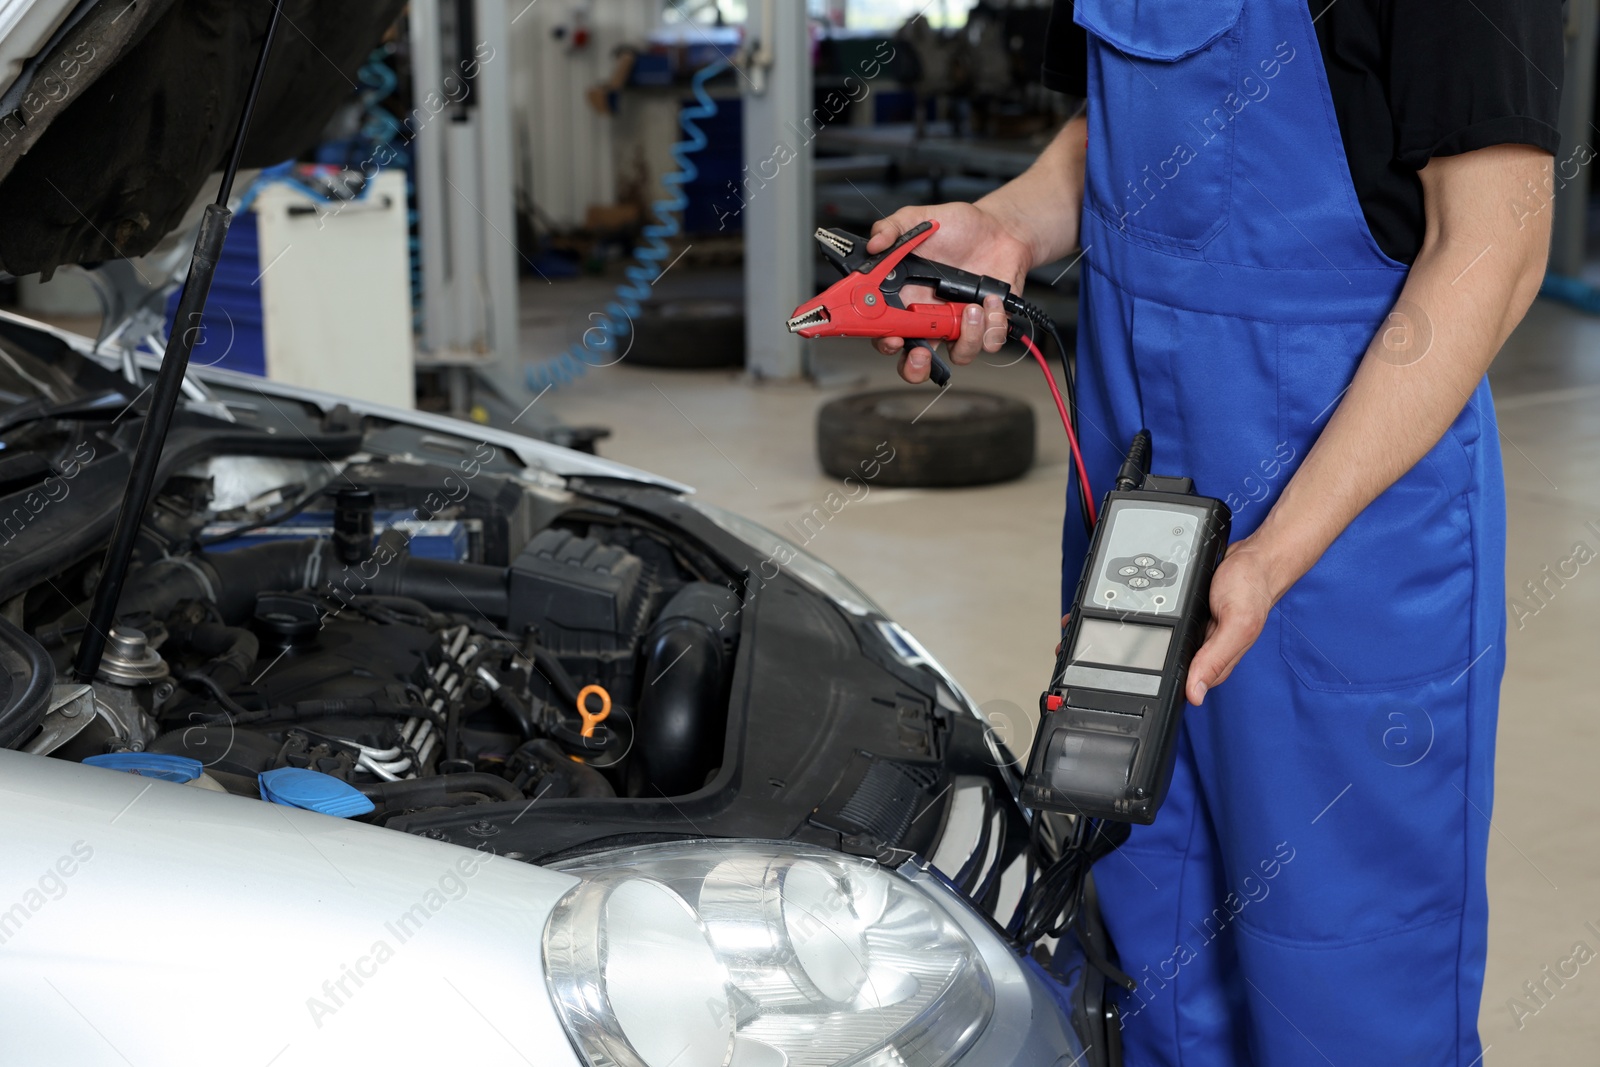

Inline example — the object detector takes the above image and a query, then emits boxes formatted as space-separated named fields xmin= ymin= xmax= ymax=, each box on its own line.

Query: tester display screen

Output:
xmin=1071 ymin=618 xmax=1171 ymax=672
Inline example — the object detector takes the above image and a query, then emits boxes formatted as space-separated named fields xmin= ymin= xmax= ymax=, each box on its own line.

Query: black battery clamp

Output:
xmin=1023 ymin=430 xmax=1231 ymax=824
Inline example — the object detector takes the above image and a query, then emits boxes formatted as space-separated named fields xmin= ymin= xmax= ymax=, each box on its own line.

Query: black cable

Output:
xmin=176 ymin=671 xmax=259 ymax=721
xmin=1045 ymin=320 xmax=1080 ymax=437
xmin=197 ymin=482 xmax=327 ymax=547
xmin=1018 ymin=848 xmax=1087 ymax=944
xmin=1005 ymin=295 xmax=1095 ymax=535
xmin=1014 ymin=811 xmax=1138 ymax=951
xmin=1006 ymin=854 xmax=1038 ymax=938
xmin=1017 ymin=815 xmax=1075 ymax=944
xmin=1072 ymin=868 xmax=1137 ymax=991
xmin=1043 ymin=319 xmax=1092 ymax=535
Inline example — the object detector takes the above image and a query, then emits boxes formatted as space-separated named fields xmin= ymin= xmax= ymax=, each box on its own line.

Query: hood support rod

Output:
xmin=73 ymin=0 xmax=285 ymax=683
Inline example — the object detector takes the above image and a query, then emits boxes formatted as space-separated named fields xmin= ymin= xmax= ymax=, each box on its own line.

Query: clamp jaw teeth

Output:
xmin=785 ymin=306 xmax=828 ymax=333
xmin=814 ymin=227 xmax=854 ymax=260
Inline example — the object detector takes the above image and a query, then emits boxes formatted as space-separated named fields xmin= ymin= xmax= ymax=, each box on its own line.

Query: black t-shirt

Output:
xmin=1042 ymin=0 xmax=1564 ymax=263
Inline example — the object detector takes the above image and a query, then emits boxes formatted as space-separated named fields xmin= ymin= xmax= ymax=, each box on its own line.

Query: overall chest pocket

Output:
xmin=1076 ymin=0 xmax=1247 ymax=250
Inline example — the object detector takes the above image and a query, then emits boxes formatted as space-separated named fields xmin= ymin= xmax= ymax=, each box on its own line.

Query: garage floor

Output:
xmin=525 ymin=275 xmax=1600 ymax=1063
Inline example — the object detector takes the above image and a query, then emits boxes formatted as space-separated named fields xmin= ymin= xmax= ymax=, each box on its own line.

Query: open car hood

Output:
xmin=0 ymin=0 xmax=405 ymax=279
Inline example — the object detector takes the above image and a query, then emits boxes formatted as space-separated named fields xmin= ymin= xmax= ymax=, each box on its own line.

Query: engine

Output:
xmin=32 ymin=461 xmax=742 ymax=827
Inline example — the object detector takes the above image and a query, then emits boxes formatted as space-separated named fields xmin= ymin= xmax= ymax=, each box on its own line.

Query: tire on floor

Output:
xmin=816 ymin=388 xmax=1036 ymax=488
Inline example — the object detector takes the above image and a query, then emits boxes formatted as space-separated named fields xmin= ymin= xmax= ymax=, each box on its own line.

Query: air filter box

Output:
xmin=506 ymin=529 xmax=646 ymax=645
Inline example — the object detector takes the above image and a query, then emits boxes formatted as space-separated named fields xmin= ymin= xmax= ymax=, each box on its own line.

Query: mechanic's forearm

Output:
xmin=1249 ymin=147 xmax=1552 ymax=596
xmin=977 ymin=114 xmax=1087 ymax=268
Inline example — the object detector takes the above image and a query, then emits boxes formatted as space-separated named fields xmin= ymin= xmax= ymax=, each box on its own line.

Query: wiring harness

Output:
xmin=1012 ymin=813 xmax=1137 ymax=991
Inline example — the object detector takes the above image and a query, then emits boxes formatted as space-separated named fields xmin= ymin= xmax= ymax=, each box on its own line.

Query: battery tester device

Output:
xmin=1023 ymin=431 xmax=1232 ymax=824
xmin=784 ymin=234 xmax=1230 ymax=829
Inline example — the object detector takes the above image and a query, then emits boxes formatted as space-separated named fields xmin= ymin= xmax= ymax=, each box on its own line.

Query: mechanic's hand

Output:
xmin=1185 ymin=537 xmax=1289 ymax=705
xmin=866 ymin=202 xmax=1034 ymax=384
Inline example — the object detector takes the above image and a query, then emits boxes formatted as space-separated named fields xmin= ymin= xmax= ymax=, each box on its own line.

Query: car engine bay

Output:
xmin=0 ymin=326 xmax=1020 ymax=903
xmin=22 ymin=450 xmax=747 ymax=826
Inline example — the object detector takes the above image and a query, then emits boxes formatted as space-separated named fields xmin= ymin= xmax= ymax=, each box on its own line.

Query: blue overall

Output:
xmin=1065 ymin=0 xmax=1506 ymax=1063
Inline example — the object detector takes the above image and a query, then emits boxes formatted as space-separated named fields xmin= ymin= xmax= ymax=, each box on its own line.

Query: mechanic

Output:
xmin=865 ymin=1 xmax=1561 ymax=1062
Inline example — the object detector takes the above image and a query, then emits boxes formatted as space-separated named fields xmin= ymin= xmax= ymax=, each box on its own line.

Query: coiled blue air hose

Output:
xmin=351 ymin=48 xmax=423 ymax=330
xmin=526 ymin=58 xmax=728 ymax=392
xmin=1540 ymin=273 xmax=1600 ymax=316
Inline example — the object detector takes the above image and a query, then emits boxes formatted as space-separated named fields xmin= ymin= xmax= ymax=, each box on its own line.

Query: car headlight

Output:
xmin=685 ymin=499 xmax=883 ymax=617
xmin=542 ymin=842 xmax=994 ymax=1067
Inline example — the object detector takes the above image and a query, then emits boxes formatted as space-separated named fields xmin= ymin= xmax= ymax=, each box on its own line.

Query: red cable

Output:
xmin=1020 ymin=333 xmax=1096 ymax=525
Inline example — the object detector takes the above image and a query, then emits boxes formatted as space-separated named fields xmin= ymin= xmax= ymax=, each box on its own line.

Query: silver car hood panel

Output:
xmin=0 ymin=748 xmax=581 ymax=1066
xmin=0 ymin=308 xmax=692 ymax=495
xmin=190 ymin=361 xmax=693 ymax=494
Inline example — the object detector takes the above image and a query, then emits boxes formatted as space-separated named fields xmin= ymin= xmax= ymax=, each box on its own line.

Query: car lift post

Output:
xmin=742 ymin=0 xmax=813 ymax=381
xmin=408 ymin=0 xmax=518 ymax=414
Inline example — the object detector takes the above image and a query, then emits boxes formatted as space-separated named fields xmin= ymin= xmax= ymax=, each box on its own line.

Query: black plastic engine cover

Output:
xmin=507 ymin=528 xmax=644 ymax=639
xmin=248 ymin=614 xmax=435 ymax=708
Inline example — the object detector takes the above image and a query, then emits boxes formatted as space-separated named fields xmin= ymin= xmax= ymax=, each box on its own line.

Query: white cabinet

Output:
xmin=254 ymin=170 xmax=414 ymax=409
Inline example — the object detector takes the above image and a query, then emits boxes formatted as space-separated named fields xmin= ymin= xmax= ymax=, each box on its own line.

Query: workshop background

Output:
xmin=7 ymin=0 xmax=1598 ymax=1059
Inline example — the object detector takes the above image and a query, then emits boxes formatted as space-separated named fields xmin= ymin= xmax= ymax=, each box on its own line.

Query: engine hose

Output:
xmin=178 ymin=624 xmax=260 ymax=692
xmin=529 ymin=644 xmax=584 ymax=708
xmin=634 ymin=583 xmax=739 ymax=796
xmin=114 ymin=541 xmax=509 ymax=625
xmin=509 ymin=739 xmax=615 ymax=799
xmin=356 ymin=772 xmax=522 ymax=806
xmin=176 ymin=672 xmax=258 ymax=721
xmin=525 ymin=59 xmax=728 ymax=393
xmin=0 ymin=616 xmax=54 ymax=750
xmin=488 ymin=685 xmax=540 ymax=739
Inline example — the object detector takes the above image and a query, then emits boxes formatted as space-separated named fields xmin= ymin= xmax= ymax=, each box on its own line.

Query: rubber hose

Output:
xmin=529 ymin=644 xmax=583 ymax=708
xmin=356 ymin=772 xmax=522 ymax=806
xmin=490 ymin=686 xmax=539 ymax=739
xmin=176 ymin=671 xmax=258 ymax=721
xmin=514 ymin=738 xmax=614 ymax=799
xmin=181 ymin=623 xmax=259 ymax=692
xmin=0 ymin=616 xmax=54 ymax=749
xmin=634 ymin=583 xmax=740 ymax=796
xmin=115 ymin=540 xmax=509 ymax=625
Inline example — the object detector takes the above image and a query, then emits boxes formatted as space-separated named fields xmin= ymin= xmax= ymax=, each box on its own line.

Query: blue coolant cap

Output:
xmin=84 ymin=752 xmax=203 ymax=783
xmin=258 ymin=767 xmax=375 ymax=818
